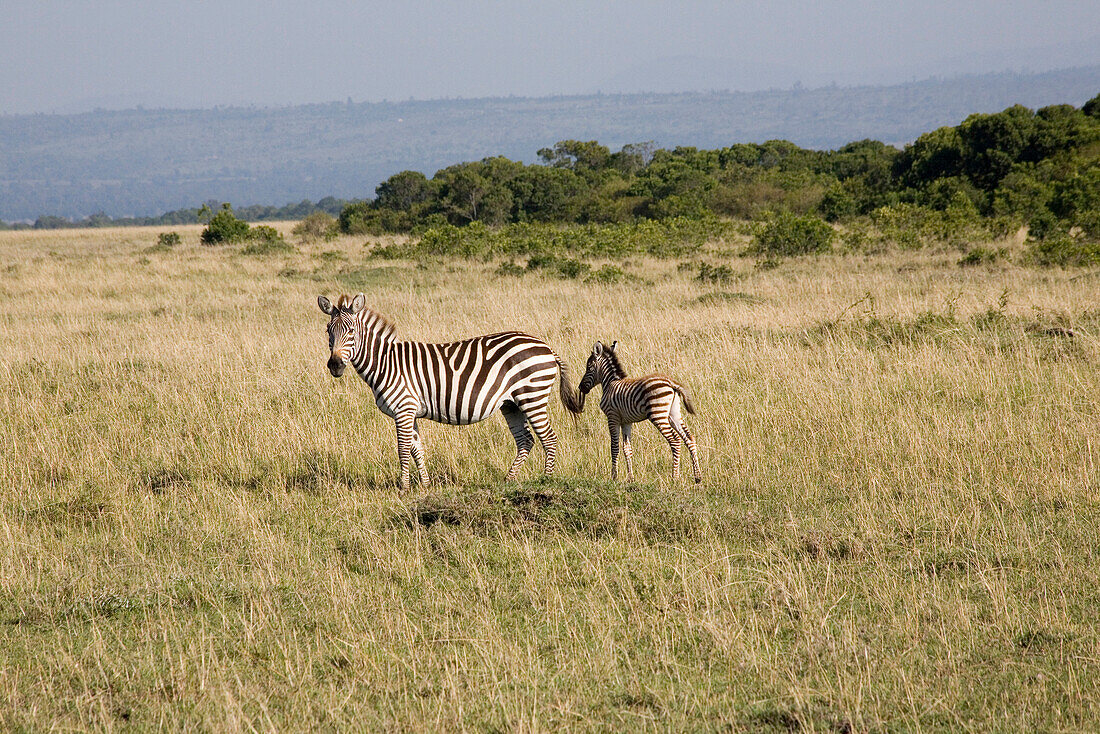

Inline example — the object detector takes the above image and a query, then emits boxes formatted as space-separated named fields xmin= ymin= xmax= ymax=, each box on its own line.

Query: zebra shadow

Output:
xmin=386 ymin=476 xmax=725 ymax=542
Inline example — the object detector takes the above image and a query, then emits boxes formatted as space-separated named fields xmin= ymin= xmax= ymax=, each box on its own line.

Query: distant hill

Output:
xmin=1 ymin=66 xmax=1098 ymax=221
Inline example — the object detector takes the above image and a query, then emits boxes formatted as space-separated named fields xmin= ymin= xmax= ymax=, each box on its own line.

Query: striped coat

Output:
xmin=578 ymin=340 xmax=701 ymax=483
xmin=319 ymin=294 xmax=583 ymax=488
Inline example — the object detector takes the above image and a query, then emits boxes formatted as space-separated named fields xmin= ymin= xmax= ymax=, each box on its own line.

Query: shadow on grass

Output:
xmin=388 ymin=476 xmax=734 ymax=542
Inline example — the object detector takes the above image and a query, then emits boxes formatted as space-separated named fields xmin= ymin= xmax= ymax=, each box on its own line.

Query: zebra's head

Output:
xmin=579 ymin=340 xmax=623 ymax=394
xmin=317 ymin=293 xmax=366 ymax=377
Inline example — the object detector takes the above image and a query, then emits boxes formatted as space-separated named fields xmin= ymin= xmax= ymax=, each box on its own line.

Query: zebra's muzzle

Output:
xmin=327 ymin=355 xmax=347 ymax=377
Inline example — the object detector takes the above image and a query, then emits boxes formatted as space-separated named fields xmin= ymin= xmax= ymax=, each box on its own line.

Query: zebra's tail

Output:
xmin=673 ymin=382 xmax=696 ymax=415
xmin=557 ymin=358 xmax=586 ymax=415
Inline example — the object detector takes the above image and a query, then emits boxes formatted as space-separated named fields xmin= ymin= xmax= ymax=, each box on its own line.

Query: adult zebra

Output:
xmin=318 ymin=294 xmax=584 ymax=489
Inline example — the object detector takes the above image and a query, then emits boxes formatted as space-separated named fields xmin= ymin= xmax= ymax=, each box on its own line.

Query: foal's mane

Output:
xmin=605 ymin=347 xmax=628 ymax=380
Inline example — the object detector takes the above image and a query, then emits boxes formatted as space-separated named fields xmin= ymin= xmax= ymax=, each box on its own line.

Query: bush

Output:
xmin=369 ymin=219 xmax=738 ymax=264
xmin=495 ymin=261 xmax=526 ymax=277
xmin=157 ymin=232 xmax=181 ymax=248
xmin=525 ymin=254 xmax=590 ymax=279
xmin=587 ymin=265 xmax=626 ymax=283
xmin=200 ymin=203 xmax=251 ymax=245
xmin=696 ymin=263 xmax=735 ymax=283
xmin=957 ymin=247 xmax=1006 ymax=267
xmin=292 ymin=212 xmax=337 ymax=242
xmin=241 ymin=226 xmax=294 ymax=255
xmin=1023 ymin=233 xmax=1100 ymax=267
xmin=752 ymin=210 xmax=835 ymax=256
xmin=337 ymin=202 xmax=381 ymax=235
xmin=819 ymin=184 xmax=858 ymax=222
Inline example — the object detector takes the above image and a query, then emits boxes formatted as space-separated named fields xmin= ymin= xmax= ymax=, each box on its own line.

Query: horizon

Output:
xmin=4 ymin=64 xmax=1100 ymax=119
xmin=3 ymin=1 xmax=1100 ymax=115
xmin=4 ymin=64 xmax=1095 ymax=122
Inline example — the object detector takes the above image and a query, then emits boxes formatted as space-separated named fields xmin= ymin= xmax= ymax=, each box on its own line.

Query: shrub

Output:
xmin=200 ymin=203 xmax=251 ymax=245
xmin=241 ymin=226 xmax=294 ymax=255
xmin=292 ymin=212 xmax=337 ymax=242
xmin=957 ymin=247 xmax=1006 ymax=267
xmin=337 ymin=201 xmax=381 ymax=235
xmin=818 ymin=184 xmax=858 ymax=222
xmin=587 ymin=265 xmax=626 ymax=283
xmin=695 ymin=263 xmax=735 ymax=283
xmin=495 ymin=261 xmax=525 ymax=277
xmin=525 ymin=254 xmax=590 ymax=279
xmin=1023 ymin=233 xmax=1100 ymax=267
xmin=157 ymin=232 xmax=181 ymax=248
xmin=752 ymin=210 xmax=835 ymax=256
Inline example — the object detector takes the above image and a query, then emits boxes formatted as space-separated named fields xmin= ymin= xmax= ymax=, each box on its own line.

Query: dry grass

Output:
xmin=1 ymin=224 xmax=1099 ymax=731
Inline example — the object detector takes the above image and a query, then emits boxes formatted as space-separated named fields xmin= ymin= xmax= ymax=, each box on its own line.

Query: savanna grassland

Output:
xmin=1 ymin=223 xmax=1098 ymax=732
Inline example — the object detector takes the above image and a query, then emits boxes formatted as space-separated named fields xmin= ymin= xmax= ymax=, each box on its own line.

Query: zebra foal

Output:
xmin=578 ymin=340 xmax=701 ymax=483
xmin=318 ymin=294 xmax=583 ymax=489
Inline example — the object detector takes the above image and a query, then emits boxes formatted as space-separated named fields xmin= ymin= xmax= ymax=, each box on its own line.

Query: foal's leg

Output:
xmin=608 ymin=417 xmax=622 ymax=480
xmin=621 ymin=422 xmax=636 ymax=482
xmin=651 ymin=415 xmax=683 ymax=479
xmin=670 ymin=400 xmax=701 ymax=483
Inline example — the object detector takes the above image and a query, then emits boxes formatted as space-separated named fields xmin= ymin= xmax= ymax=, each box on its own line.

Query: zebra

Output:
xmin=578 ymin=340 xmax=701 ymax=483
xmin=317 ymin=293 xmax=584 ymax=489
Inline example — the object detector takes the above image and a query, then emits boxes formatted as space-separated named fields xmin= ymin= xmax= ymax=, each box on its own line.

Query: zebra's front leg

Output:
xmin=621 ymin=422 xmax=636 ymax=482
xmin=410 ymin=420 xmax=430 ymax=487
xmin=608 ymin=418 xmax=621 ymax=480
xmin=394 ymin=412 xmax=417 ymax=490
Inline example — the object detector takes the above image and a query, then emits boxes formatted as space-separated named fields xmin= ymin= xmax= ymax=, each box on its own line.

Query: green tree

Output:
xmin=375 ymin=171 xmax=434 ymax=211
xmin=537 ymin=140 xmax=611 ymax=172
xmin=435 ymin=159 xmax=517 ymax=225
xmin=1082 ymin=92 xmax=1100 ymax=120
xmin=200 ymin=203 xmax=251 ymax=244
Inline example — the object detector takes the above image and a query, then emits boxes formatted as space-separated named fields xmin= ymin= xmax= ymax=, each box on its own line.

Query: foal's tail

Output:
xmin=673 ymin=382 xmax=696 ymax=415
xmin=557 ymin=358 xmax=586 ymax=415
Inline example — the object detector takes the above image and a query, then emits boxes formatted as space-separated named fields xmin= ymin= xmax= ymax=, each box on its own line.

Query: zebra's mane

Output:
xmin=604 ymin=348 xmax=628 ymax=380
xmin=362 ymin=309 xmax=398 ymax=341
xmin=333 ymin=295 xmax=397 ymax=341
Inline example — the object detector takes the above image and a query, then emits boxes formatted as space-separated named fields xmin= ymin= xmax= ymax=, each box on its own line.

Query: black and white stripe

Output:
xmin=318 ymin=293 xmax=582 ymax=488
xmin=578 ymin=340 xmax=701 ymax=483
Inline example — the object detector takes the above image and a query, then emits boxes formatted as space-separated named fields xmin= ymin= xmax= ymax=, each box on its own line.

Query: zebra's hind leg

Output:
xmin=410 ymin=420 xmax=430 ymax=487
xmin=670 ymin=401 xmax=701 ymax=483
xmin=621 ymin=422 xmax=636 ymax=482
xmin=521 ymin=400 xmax=558 ymax=476
xmin=501 ymin=402 xmax=535 ymax=481
xmin=651 ymin=416 xmax=683 ymax=480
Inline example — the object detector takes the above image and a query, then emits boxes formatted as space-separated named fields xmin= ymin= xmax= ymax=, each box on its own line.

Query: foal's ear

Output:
xmin=610 ymin=340 xmax=618 ymax=352
xmin=351 ymin=293 xmax=366 ymax=314
xmin=593 ymin=341 xmax=604 ymax=356
xmin=318 ymin=296 xmax=333 ymax=315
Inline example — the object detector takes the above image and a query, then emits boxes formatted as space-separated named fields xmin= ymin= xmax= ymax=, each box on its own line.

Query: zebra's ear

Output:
xmin=610 ymin=340 xmax=618 ymax=352
xmin=593 ymin=341 xmax=604 ymax=356
xmin=318 ymin=296 xmax=333 ymax=315
xmin=351 ymin=293 xmax=366 ymax=314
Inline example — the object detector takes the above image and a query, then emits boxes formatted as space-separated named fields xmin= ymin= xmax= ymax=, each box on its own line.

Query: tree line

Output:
xmin=6 ymin=95 xmax=1098 ymax=242
xmin=337 ymin=95 xmax=1100 ymax=241
xmin=0 ymin=198 xmax=354 ymax=231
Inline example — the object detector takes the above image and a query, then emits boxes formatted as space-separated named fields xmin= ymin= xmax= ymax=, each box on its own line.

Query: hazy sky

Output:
xmin=3 ymin=0 xmax=1099 ymax=113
